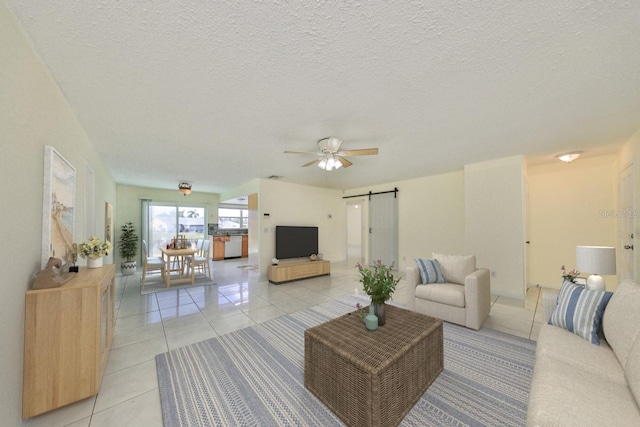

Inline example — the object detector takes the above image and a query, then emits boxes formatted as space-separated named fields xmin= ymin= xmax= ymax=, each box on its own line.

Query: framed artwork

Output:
xmin=84 ymin=161 xmax=96 ymax=237
xmin=105 ymin=202 xmax=113 ymax=244
xmin=42 ymin=146 xmax=76 ymax=268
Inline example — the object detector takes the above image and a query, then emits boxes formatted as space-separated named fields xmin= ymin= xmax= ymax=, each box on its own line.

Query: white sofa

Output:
xmin=406 ymin=253 xmax=491 ymax=330
xmin=527 ymin=279 xmax=640 ymax=426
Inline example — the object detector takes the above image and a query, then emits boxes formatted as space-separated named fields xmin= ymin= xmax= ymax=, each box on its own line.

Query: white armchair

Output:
xmin=406 ymin=253 xmax=491 ymax=330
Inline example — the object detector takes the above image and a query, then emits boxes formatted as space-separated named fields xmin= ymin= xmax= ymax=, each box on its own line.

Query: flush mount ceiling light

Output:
xmin=178 ymin=182 xmax=192 ymax=195
xmin=556 ymin=151 xmax=583 ymax=163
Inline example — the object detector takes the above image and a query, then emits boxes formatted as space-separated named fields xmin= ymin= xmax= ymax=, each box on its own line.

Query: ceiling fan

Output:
xmin=284 ymin=137 xmax=379 ymax=170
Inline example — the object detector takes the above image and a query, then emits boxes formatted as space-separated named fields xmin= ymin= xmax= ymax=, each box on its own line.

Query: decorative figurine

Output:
xmin=32 ymin=257 xmax=74 ymax=290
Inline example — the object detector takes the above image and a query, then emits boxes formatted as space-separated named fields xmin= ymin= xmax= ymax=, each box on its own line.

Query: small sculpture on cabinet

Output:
xmin=32 ymin=257 xmax=74 ymax=290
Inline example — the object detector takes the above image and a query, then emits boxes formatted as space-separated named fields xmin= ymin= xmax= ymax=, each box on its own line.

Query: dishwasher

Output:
xmin=224 ymin=235 xmax=242 ymax=259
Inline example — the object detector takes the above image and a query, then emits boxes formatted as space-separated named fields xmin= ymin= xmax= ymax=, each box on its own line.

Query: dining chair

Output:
xmin=184 ymin=238 xmax=204 ymax=271
xmin=142 ymin=240 xmax=167 ymax=290
xmin=195 ymin=239 xmax=204 ymax=255
xmin=188 ymin=239 xmax=211 ymax=279
xmin=190 ymin=239 xmax=204 ymax=257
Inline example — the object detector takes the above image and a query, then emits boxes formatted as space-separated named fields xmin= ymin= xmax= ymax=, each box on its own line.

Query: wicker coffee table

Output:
xmin=304 ymin=304 xmax=443 ymax=427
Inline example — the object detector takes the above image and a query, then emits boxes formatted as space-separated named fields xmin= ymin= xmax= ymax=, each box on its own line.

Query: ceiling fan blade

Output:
xmin=284 ymin=150 xmax=318 ymax=155
xmin=340 ymin=148 xmax=379 ymax=156
xmin=337 ymin=156 xmax=353 ymax=168
xmin=302 ymin=159 xmax=321 ymax=167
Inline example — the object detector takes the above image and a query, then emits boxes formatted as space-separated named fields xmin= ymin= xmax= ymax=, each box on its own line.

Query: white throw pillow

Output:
xmin=432 ymin=253 xmax=476 ymax=285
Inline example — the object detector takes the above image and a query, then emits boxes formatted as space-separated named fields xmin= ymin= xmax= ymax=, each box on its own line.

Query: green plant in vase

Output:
xmin=355 ymin=260 xmax=400 ymax=326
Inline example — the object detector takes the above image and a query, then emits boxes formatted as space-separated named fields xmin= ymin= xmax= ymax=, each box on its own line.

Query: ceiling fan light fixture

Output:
xmin=317 ymin=155 xmax=342 ymax=171
xmin=556 ymin=151 xmax=582 ymax=163
xmin=178 ymin=182 xmax=192 ymax=195
xmin=288 ymin=137 xmax=377 ymax=169
xmin=333 ymin=156 xmax=342 ymax=169
xmin=318 ymin=137 xmax=343 ymax=153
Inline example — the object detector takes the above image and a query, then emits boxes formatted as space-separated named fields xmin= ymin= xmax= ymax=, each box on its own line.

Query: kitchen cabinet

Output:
xmin=242 ymin=235 xmax=248 ymax=258
xmin=212 ymin=235 xmax=248 ymax=260
xmin=23 ymin=265 xmax=115 ymax=418
xmin=213 ymin=237 xmax=225 ymax=260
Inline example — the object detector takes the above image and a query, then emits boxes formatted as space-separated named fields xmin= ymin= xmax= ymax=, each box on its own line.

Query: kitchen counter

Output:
xmin=212 ymin=235 xmax=248 ymax=260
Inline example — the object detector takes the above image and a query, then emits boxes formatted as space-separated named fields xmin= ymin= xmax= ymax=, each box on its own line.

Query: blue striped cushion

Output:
xmin=549 ymin=280 xmax=613 ymax=345
xmin=414 ymin=258 xmax=446 ymax=284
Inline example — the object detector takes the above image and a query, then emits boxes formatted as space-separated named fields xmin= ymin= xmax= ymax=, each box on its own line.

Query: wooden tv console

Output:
xmin=268 ymin=259 xmax=330 ymax=284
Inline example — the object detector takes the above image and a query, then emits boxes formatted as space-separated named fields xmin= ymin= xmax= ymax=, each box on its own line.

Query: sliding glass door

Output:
xmin=146 ymin=204 xmax=206 ymax=257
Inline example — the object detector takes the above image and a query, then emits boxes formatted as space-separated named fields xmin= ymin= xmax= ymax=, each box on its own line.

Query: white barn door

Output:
xmin=368 ymin=191 xmax=398 ymax=269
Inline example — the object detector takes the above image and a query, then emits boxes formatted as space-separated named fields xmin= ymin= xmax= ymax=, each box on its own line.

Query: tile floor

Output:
xmin=26 ymin=259 xmax=548 ymax=427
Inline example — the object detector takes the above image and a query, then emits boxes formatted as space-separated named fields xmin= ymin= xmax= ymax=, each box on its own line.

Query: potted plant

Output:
xmin=355 ymin=260 xmax=400 ymax=326
xmin=78 ymin=236 xmax=112 ymax=269
xmin=118 ymin=222 xmax=139 ymax=275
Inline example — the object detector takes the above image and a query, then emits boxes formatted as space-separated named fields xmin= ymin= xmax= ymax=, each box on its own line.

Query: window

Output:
xmin=218 ymin=207 xmax=248 ymax=229
xmin=145 ymin=204 xmax=206 ymax=257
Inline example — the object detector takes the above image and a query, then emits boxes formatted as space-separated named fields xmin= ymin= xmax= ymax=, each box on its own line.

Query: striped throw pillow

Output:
xmin=549 ymin=280 xmax=613 ymax=345
xmin=414 ymin=258 xmax=446 ymax=284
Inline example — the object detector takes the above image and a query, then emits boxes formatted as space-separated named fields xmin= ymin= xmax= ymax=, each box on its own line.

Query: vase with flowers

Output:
xmin=561 ymin=265 xmax=579 ymax=283
xmin=355 ymin=260 xmax=400 ymax=326
xmin=78 ymin=236 xmax=112 ymax=268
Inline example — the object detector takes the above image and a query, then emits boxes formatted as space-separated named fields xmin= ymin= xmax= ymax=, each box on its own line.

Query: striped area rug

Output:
xmin=156 ymin=296 xmax=536 ymax=426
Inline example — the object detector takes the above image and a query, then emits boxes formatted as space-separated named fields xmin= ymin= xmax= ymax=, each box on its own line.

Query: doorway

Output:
xmin=346 ymin=201 xmax=364 ymax=267
xmin=619 ymin=163 xmax=636 ymax=281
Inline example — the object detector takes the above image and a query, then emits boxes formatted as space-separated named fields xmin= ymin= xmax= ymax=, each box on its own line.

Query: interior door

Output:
xmin=619 ymin=164 xmax=636 ymax=281
xmin=368 ymin=192 xmax=398 ymax=269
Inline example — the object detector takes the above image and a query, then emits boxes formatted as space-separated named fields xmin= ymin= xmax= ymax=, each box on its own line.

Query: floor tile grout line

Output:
xmin=92 ymin=260 xmax=542 ymax=426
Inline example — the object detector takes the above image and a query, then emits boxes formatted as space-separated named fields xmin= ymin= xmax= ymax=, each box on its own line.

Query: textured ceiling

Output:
xmin=7 ymin=1 xmax=640 ymax=194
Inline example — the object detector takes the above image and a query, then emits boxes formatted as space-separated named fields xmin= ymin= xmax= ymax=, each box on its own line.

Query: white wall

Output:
xmin=0 ymin=4 xmax=116 ymax=424
xmin=344 ymin=170 xmax=466 ymax=272
xmin=257 ymin=179 xmax=346 ymax=275
xmin=465 ymin=156 xmax=526 ymax=299
xmin=528 ymin=155 xmax=618 ymax=290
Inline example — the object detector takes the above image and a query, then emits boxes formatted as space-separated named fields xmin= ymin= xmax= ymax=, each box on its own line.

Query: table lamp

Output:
xmin=575 ymin=246 xmax=616 ymax=291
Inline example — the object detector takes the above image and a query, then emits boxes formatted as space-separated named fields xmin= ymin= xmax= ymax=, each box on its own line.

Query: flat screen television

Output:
xmin=275 ymin=226 xmax=318 ymax=260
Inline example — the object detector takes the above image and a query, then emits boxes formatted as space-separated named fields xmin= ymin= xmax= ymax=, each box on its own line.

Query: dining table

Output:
xmin=160 ymin=247 xmax=197 ymax=287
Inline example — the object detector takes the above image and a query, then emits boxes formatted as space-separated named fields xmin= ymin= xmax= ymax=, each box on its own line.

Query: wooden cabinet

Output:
xmin=242 ymin=235 xmax=248 ymax=258
xmin=212 ymin=235 xmax=248 ymax=259
xmin=23 ymin=265 xmax=115 ymax=418
xmin=213 ymin=237 xmax=225 ymax=260
xmin=268 ymin=259 xmax=330 ymax=284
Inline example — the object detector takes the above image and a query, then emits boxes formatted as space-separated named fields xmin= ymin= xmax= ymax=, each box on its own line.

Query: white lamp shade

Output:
xmin=575 ymin=246 xmax=616 ymax=275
